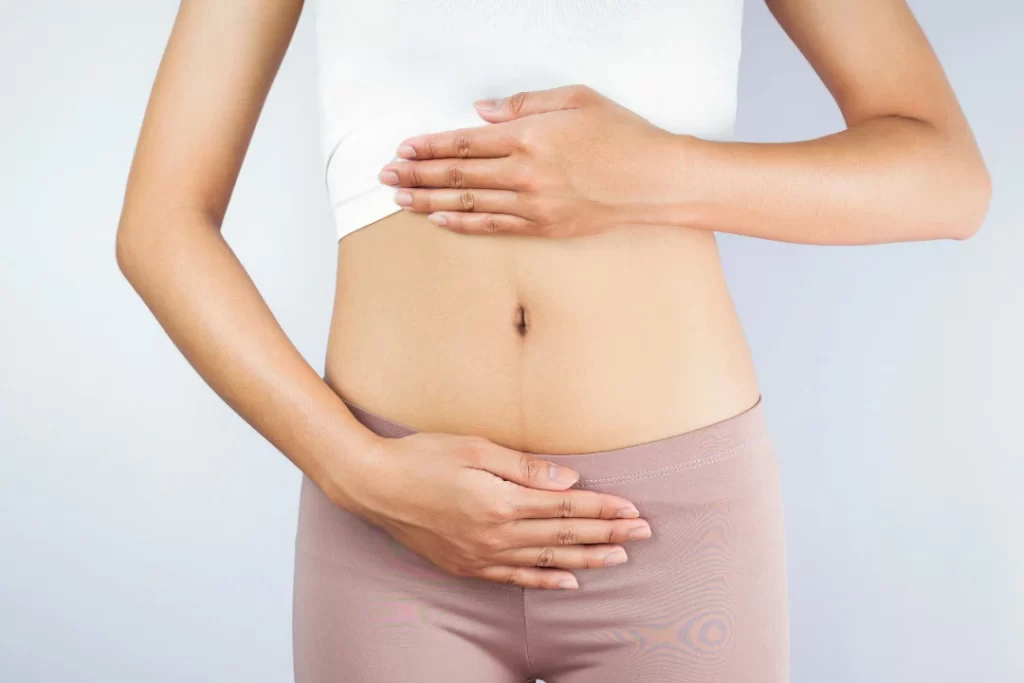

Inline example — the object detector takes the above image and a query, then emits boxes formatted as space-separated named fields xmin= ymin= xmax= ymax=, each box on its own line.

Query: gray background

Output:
xmin=1 ymin=1 xmax=1021 ymax=681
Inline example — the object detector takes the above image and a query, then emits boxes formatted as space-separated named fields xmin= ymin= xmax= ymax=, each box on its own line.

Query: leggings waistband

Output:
xmin=340 ymin=393 xmax=772 ymax=487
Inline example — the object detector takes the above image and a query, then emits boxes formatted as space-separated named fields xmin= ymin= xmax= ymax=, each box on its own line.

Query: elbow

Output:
xmin=115 ymin=223 xmax=130 ymax=277
xmin=937 ymin=139 xmax=987 ymax=240
xmin=115 ymin=206 xmax=156 ymax=285
xmin=115 ymin=203 xmax=220 ymax=284
xmin=115 ymin=214 xmax=141 ymax=283
xmin=948 ymin=161 xmax=992 ymax=241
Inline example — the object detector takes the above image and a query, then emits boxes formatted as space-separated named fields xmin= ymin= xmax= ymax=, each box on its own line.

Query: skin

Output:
xmin=116 ymin=0 xmax=649 ymax=592
xmin=380 ymin=0 xmax=990 ymax=243
xmin=116 ymin=0 xmax=989 ymax=591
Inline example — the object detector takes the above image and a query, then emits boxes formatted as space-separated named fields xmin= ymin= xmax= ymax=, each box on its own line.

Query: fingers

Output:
xmin=392 ymin=187 xmax=522 ymax=216
xmin=427 ymin=211 xmax=537 ymax=236
xmin=395 ymin=123 xmax=517 ymax=161
xmin=475 ymin=565 xmax=580 ymax=590
xmin=508 ymin=485 xmax=643 ymax=521
xmin=390 ymin=86 xmax=596 ymax=164
xmin=470 ymin=85 xmax=596 ymax=123
xmin=493 ymin=543 xmax=630 ymax=570
xmin=504 ymin=517 xmax=652 ymax=547
xmin=461 ymin=440 xmax=645 ymax=520
xmin=464 ymin=441 xmax=584 ymax=490
xmin=379 ymin=156 xmax=523 ymax=191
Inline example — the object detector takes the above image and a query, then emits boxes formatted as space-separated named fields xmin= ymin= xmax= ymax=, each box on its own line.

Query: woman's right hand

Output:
xmin=342 ymin=430 xmax=653 ymax=590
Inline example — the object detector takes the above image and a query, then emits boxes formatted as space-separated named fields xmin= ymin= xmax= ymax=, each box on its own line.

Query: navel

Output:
xmin=513 ymin=303 xmax=529 ymax=337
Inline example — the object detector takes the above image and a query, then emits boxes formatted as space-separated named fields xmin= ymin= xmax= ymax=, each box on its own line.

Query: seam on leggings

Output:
xmin=575 ymin=435 xmax=770 ymax=486
xmin=521 ymin=586 xmax=535 ymax=678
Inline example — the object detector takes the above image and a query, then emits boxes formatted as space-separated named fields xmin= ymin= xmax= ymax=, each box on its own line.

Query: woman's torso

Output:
xmin=315 ymin=0 xmax=757 ymax=454
xmin=325 ymin=212 xmax=760 ymax=455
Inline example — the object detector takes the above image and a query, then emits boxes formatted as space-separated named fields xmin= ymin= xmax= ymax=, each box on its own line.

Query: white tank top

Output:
xmin=311 ymin=0 xmax=745 ymax=242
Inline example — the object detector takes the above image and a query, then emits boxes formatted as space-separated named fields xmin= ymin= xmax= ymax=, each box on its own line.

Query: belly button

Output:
xmin=514 ymin=304 xmax=528 ymax=336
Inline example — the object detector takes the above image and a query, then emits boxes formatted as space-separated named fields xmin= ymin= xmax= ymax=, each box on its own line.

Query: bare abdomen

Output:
xmin=324 ymin=209 xmax=760 ymax=455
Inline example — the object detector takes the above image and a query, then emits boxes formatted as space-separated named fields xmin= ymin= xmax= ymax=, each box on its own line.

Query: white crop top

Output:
xmin=311 ymin=0 xmax=745 ymax=242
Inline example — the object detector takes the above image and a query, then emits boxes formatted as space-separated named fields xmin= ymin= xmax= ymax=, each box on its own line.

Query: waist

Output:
xmin=324 ymin=210 xmax=760 ymax=455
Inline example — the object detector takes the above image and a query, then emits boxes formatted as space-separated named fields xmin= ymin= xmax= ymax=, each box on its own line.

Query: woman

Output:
xmin=115 ymin=0 xmax=990 ymax=681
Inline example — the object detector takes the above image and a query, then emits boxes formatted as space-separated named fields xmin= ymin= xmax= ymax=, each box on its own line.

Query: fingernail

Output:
xmin=601 ymin=549 xmax=628 ymax=567
xmin=628 ymin=524 xmax=652 ymax=540
xmin=616 ymin=507 xmax=640 ymax=519
xmin=475 ymin=98 xmax=501 ymax=110
xmin=394 ymin=190 xmax=412 ymax=206
xmin=558 ymin=577 xmax=579 ymax=589
xmin=379 ymin=170 xmax=398 ymax=185
xmin=427 ymin=213 xmax=447 ymax=226
xmin=549 ymin=464 xmax=580 ymax=486
xmin=396 ymin=145 xmax=417 ymax=158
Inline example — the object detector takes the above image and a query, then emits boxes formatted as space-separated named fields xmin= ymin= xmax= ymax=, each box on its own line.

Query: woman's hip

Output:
xmin=295 ymin=392 xmax=785 ymax=586
xmin=293 ymin=394 xmax=788 ymax=680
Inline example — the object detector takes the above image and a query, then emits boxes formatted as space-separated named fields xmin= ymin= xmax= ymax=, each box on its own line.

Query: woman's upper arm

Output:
xmin=764 ymin=0 xmax=973 ymax=133
xmin=121 ymin=0 xmax=304 ymax=229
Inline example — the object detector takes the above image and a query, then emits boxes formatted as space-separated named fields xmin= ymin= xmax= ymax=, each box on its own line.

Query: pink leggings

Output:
xmin=293 ymin=395 xmax=789 ymax=683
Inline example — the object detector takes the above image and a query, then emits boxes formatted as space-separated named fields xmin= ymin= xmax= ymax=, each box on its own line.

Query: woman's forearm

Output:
xmin=115 ymin=206 xmax=383 ymax=511
xmin=643 ymin=115 xmax=991 ymax=245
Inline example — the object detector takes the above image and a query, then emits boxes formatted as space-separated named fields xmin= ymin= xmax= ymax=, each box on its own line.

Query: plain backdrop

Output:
xmin=1 ymin=1 xmax=1021 ymax=681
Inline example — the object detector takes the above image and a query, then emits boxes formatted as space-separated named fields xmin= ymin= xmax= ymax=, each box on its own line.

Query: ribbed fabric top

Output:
xmin=310 ymin=0 xmax=745 ymax=241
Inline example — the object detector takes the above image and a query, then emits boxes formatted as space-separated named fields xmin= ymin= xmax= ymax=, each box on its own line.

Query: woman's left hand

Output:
xmin=378 ymin=84 xmax=683 ymax=238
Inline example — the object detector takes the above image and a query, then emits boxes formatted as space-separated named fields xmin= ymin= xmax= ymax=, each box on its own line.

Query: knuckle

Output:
xmin=558 ymin=497 xmax=574 ymax=518
xmin=569 ymin=83 xmax=595 ymax=105
xmin=505 ymin=567 xmax=522 ymax=586
xmin=426 ymin=136 xmax=440 ymax=160
xmin=458 ymin=189 xmax=476 ymax=211
xmin=485 ymin=215 xmax=501 ymax=233
xmin=506 ymin=129 xmax=530 ymax=153
xmin=518 ymin=454 xmax=541 ymax=483
xmin=513 ymin=166 xmax=538 ymax=193
xmin=482 ymin=502 xmax=507 ymax=524
xmin=535 ymin=547 xmax=556 ymax=568
xmin=409 ymin=165 xmax=424 ymax=186
xmin=475 ymin=532 xmax=495 ymax=557
xmin=555 ymin=524 xmax=577 ymax=546
xmin=478 ymin=531 xmax=503 ymax=553
xmin=507 ymin=91 xmax=528 ymax=116
xmin=486 ymin=493 xmax=516 ymax=523
xmin=527 ymin=197 xmax=556 ymax=225
xmin=503 ymin=493 xmax=521 ymax=520
xmin=509 ymin=124 xmax=536 ymax=153
xmin=453 ymin=134 xmax=472 ymax=158
xmin=461 ymin=561 xmax=487 ymax=578
xmin=535 ymin=220 xmax=558 ymax=238
xmin=445 ymin=164 xmax=465 ymax=188
xmin=456 ymin=438 xmax=485 ymax=467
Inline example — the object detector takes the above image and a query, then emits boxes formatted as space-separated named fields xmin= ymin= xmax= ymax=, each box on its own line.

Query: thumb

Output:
xmin=473 ymin=84 xmax=590 ymax=122
xmin=470 ymin=441 xmax=581 ymax=490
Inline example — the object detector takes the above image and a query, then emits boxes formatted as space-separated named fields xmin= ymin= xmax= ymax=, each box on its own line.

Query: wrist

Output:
xmin=658 ymin=132 xmax=708 ymax=226
xmin=314 ymin=427 xmax=390 ymax=516
xmin=620 ymin=130 xmax=708 ymax=229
